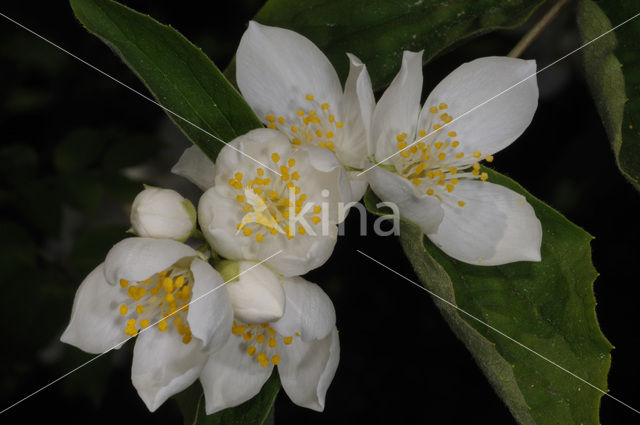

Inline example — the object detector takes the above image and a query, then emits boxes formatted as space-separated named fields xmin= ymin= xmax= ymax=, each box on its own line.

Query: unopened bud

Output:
xmin=130 ymin=187 xmax=196 ymax=241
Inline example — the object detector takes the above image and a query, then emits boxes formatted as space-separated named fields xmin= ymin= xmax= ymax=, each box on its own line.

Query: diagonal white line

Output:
xmin=357 ymin=10 xmax=640 ymax=177
xmin=357 ymin=249 xmax=640 ymax=416
xmin=0 ymin=249 xmax=283 ymax=415
xmin=0 ymin=11 xmax=281 ymax=176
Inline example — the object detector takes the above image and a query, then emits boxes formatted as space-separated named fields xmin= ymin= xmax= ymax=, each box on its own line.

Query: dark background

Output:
xmin=1 ymin=1 xmax=639 ymax=424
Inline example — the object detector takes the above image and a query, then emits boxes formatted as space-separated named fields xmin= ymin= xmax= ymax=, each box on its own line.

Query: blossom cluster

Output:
xmin=61 ymin=21 xmax=542 ymax=415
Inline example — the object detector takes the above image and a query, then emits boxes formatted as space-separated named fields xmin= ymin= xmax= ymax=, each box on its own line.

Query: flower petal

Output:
xmin=171 ymin=145 xmax=216 ymax=191
xmin=200 ymin=337 xmax=274 ymax=414
xmin=427 ymin=180 xmax=542 ymax=265
xmin=259 ymin=229 xmax=338 ymax=277
xmin=104 ymin=237 xmax=197 ymax=285
xmin=371 ymin=50 xmax=423 ymax=163
xmin=336 ymin=53 xmax=375 ymax=169
xmin=199 ymin=186 xmax=250 ymax=261
xmin=297 ymin=144 xmax=352 ymax=220
xmin=60 ymin=263 xmax=129 ymax=354
xmin=347 ymin=170 xmax=369 ymax=202
xmin=131 ymin=328 xmax=208 ymax=412
xmin=226 ymin=261 xmax=285 ymax=324
xmin=187 ymin=258 xmax=233 ymax=353
xmin=237 ymin=21 xmax=342 ymax=124
xmin=419 ymin=57 xmax=538 ymax=156
xmin=278 ymin=328 xmax=339 ymax=411
xmin=367 ymin=166 xmax=444 ymax=234
xmin=271 ymin=276 xmax=335 ymax=342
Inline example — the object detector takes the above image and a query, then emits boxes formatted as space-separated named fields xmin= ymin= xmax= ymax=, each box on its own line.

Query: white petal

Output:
xmin=200 ymin=336 xmax=274 ymax=414
xmin=60 ymin=263 xmax=128 ymax=354
xmin=419 ymin=57 xmax=538 ymax=156
xmin=271 ymin=276 xmax=335 ymax=342
xmin=278 ymin=328 xmax=339 ymax=411
xmin=296 ymin=144 xmax=352 ymax=220
xmin=427 ymin=180 xmax=542 ymax=265
xmin=104 ymin=237 xmax=197 ymax=285
xmin=335 ymin=53 xmax=375 ymax=169
xmin=347 ymin=170 xmax=369 ymax=202
xmin=187 ymin=258 xmax=233 ymax=353
xmin=367 ymin=166 xmax=444 ymax=234
xmin=371 ymin=51 xmax=423 ymax=162
xmin=226 ymin=261 xmax=285 ymax=324
xmin=131 ymin=328 xmax=209 ymax=412
xmin=237 ymin=21 xmax=342 ymax=124
xmin=198 ymin=187 xmax=251 ymax=260
xmin=259 ymin=229 xmax=338 ymax=277
xmin=171 ymin=145 xmax=216 ymax=191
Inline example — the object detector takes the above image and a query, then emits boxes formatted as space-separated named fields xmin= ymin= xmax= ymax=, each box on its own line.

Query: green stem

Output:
xmin=507 ymin=0 xmax=572 ymax=58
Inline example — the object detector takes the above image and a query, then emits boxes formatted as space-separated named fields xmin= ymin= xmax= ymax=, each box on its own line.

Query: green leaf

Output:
xmin=247 ymin=0 xmax=546 ymax=90
xmin=577 ymin=0 xmax=640 ymax=190
xmin=364 ymin=169 xmax=612 ymax=424
xmin=175 ymin=370 xmax=280 ymax=425
xmin=69 ymin=0 xmax=262 ymax=162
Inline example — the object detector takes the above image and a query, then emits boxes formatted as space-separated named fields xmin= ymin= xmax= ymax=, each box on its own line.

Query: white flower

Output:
xmin=60 ymin=237 xmax=233 ymax=411
xmin=198 ymin=128 xmax=351 ymax=277
xmin=200 ymin=274 xmax=339 ymax=414
xmin=367 ymin=52 xmax=542 ymax=266
xmin=235 ymin=21 xmax=375 ymax=201
xmin=130 ymin=186 xmax=196 ymax=241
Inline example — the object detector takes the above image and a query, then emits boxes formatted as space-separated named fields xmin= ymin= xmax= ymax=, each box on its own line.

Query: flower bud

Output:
xmin=130 ymin=187 xmax=196 ymax=241
xmin=220 ymin=260 xmax=285 ymax=324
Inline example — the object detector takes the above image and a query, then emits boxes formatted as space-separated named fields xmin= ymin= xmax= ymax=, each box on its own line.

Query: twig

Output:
xmin=508 ymin=0 xmax=573 ymax=58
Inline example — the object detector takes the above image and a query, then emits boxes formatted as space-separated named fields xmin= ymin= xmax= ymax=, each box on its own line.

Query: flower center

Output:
xmin=264 ymin=93 xmax=343 ymax=152
xmin=231 ymin=320 xmax=298 ymax=368
xmin=228 ymin=155 xmax=322 ymax=241
xmin=117 ymin=260 xmax=194 ymax=344
xmin=395 ymin=102 xmax=494 ymax=207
